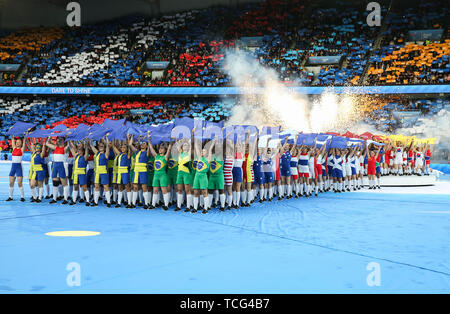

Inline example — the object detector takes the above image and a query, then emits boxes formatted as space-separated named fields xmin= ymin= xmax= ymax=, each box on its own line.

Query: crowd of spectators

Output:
xmin=0 ymin=0 xmax=448 ymax=87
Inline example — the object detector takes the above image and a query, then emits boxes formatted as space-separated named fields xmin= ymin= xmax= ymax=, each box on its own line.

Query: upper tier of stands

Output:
xmin=0 ymin=0 xmax=448 ymax=87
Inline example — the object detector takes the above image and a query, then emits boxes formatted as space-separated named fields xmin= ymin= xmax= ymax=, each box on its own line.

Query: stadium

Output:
xmin=0 ymin=0 xmax=449 ymax=296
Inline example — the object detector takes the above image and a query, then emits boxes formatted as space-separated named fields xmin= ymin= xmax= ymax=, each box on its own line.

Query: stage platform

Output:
xmin=362 ymin=174 xmax=437 ymax=187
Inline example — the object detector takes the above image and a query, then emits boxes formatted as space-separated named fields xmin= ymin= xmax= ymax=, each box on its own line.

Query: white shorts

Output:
xmin=308 ymin=165 xmax=315 ymax=178
xmin=345 ymin=164 xmax=351 ymax=177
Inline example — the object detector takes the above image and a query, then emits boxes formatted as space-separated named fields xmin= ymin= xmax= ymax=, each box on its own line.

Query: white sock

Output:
xmin=226 ymin=193 xmax=232 ymax=206
xmin=84 ymin=190 xmax=90 ymax=203
xmin=260 ymin=188 xmax=265 ymax=200
xmin=241 ymin=190 xmax=247 ymax=204
xmin=52 ymin=186 xmax=58 ymax=200
xmin=163 ymin=193 xmax=170 ymax=207
xmin=132 ymin=191 xmax=138 ymax=205
xmin=193 ymin=197 xmax=199 ymax=210
xmin=118 ymin=190 xmax=123 ymax=205
xmin=143 ymin=191 xmax=149 ymax=205
xmin=219 ymin=194 xmax=226 ymax=208
xmin=186 ymin=194 xmax=192 ymax=208
xmin=39 ymin=187 xmax=44 ymax=200
xmin=214 ymin=190 xmax=219 ymax=204
xmin=94 ymin=190 xmax=100 ymax=204
xmin=208 ymin=193 xmax=214 ymax=205
xmin=127 ymin=191 xmax=132 ymax=205
xmin=72 ymin=190 xmax=78 ymax=202
xmin=105 ymin=190 xmax=111 ymax=204
xmin=152 ymin=193 xmax=159 ymax=207
xmin=63 ymin=185 xmax=69 ymax=201
xmin=177 ymin=193 xmax=184 ymax=208
xmin=278 ymin=185 xmax=283 ymax=197
xmin=204 ymin=196 xmax=209 ymax=210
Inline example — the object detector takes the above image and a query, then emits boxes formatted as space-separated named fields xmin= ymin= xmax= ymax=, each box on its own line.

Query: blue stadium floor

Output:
xmin=0 ymin=162 xmax=449 ymax=293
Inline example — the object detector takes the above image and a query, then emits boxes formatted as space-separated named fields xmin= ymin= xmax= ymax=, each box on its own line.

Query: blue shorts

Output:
xmin=108 ymin=168 xmax=114 ymax=184
xmin=73 ymin=174 xmax=87 ymax=186
xmin=327 ymin=166 xmax=333 ymax=177
xmin=52 ymin=162 xmax=67 ymax=179
xmin=376 ymin=166 xmax=381 ymax=174
xmin=232 ymin=167 xmax=243 ymax=183
xmin=333 ymin=169 xmax=343 ymax=178
xmin=118 ymin=173 xmax=130 ymax=185
xmin=87 ymin=169 xmax=95 ymax=184
xmin=95 ymin=172 xmax=109 ymax=185
xmin=67 ymin=164 xmax=73 ymax=181
xmin=351 ymin=167 xmax=357 ymax=176
xmin=133 ymin=171 xmax=148 ymax=185
xmin=9 ymin=163 xmax=23 ymax=177
xmin=254 ymin=172 xmax=265 ymax=185
xmin=43 ymin=164 xmax=50 ymax=178
xmin=280 ymin=164 xmax=291 ymax=177
xmin=31 ymin=170 xmax=45 ymax=182
xmin=264 ymin=172 xmax=274 ymax=183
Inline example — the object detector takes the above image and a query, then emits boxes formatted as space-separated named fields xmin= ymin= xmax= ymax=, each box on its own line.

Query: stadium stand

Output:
xmin=0 ymin=0 xmax=448 ymax=87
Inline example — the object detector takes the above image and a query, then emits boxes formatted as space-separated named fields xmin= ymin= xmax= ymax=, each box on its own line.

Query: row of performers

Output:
xmin=6 ymin=131 xmax=431 ymax=213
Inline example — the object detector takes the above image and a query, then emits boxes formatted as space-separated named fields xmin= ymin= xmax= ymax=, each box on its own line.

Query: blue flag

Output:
xmin=6 ymin=121 xmax=36 ymax=136
xmin=67 ymin=124 xmax=90 ymax=141
xmin=102 ymin=118 xmax=126 ymax=129
xmin=26 ymin=128 xmax=52 ymax=138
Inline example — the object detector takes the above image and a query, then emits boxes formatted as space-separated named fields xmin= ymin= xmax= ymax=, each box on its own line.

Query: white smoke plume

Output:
xmin=221 ymin=49 xmax=449 ymax=154
xmin=396 ymin=108 xmax=450 ymax=147
xmin=222 ymin=50 xmax=361 ymax=133
xmin=222 ymin=50 xmax=310 ymax=131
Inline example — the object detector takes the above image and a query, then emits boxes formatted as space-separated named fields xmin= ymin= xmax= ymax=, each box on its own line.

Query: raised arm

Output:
xmin=290 ymin=134 xmax=299 ymax=154
xmin=375 ymin=145 xmax=382 ymax=158
xmin=105 ymin=136 xmax=110 ymax=157
xmin=165 ymin=142 xmax=173 ymax=161
xmin=111 ymin=140 xmax=121 ymax=156
xmin=45 ymin=136 xmax=56 ymax=151
xmin=207 ymin=138 xmax=216 ymax=163
xmin=147 ymin=132 xmax=157 ymax=157
xmin=128 ymin=134 xmax=137 ymax=153
xmin=68 ymin=140 xmax=77 ymax=157
xmin=83 ymin=141 xmax=89 ymax=161
xmin=89 ymin=139 xmax=98 ymax=155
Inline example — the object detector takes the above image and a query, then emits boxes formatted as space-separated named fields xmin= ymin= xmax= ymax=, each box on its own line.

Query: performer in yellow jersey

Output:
xmin=111 ymin=139 xmax=132 ymax=208
xmin=129 ymin=134 xmax=151 ymax=209
xmin=68 ymin=140 xmax=90 ymax=206
xmin=28 ymin=139 xmax=46 ymax=202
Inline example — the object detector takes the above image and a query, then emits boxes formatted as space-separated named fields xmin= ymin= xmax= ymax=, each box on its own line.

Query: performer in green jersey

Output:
xmin=148 ymin=131 xmax=173 ymax=210
xmin=192 ymin=135 xmax=216 ymax=214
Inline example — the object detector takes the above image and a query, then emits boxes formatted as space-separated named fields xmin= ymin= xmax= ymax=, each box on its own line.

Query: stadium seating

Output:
xmin=0 ymin=0 xmax=448 ymax=87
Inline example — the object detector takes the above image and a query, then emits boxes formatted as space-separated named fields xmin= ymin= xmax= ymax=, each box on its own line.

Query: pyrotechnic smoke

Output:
xmin=222 ymin=50 xmax=310 ymax=131
xmin=222 ymin=50 xmax=449 ymax=151
xmin=222 ymin=50 xmax=360 ymax=133
xmin=396 ymin=108 xmax=450 ymax=148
